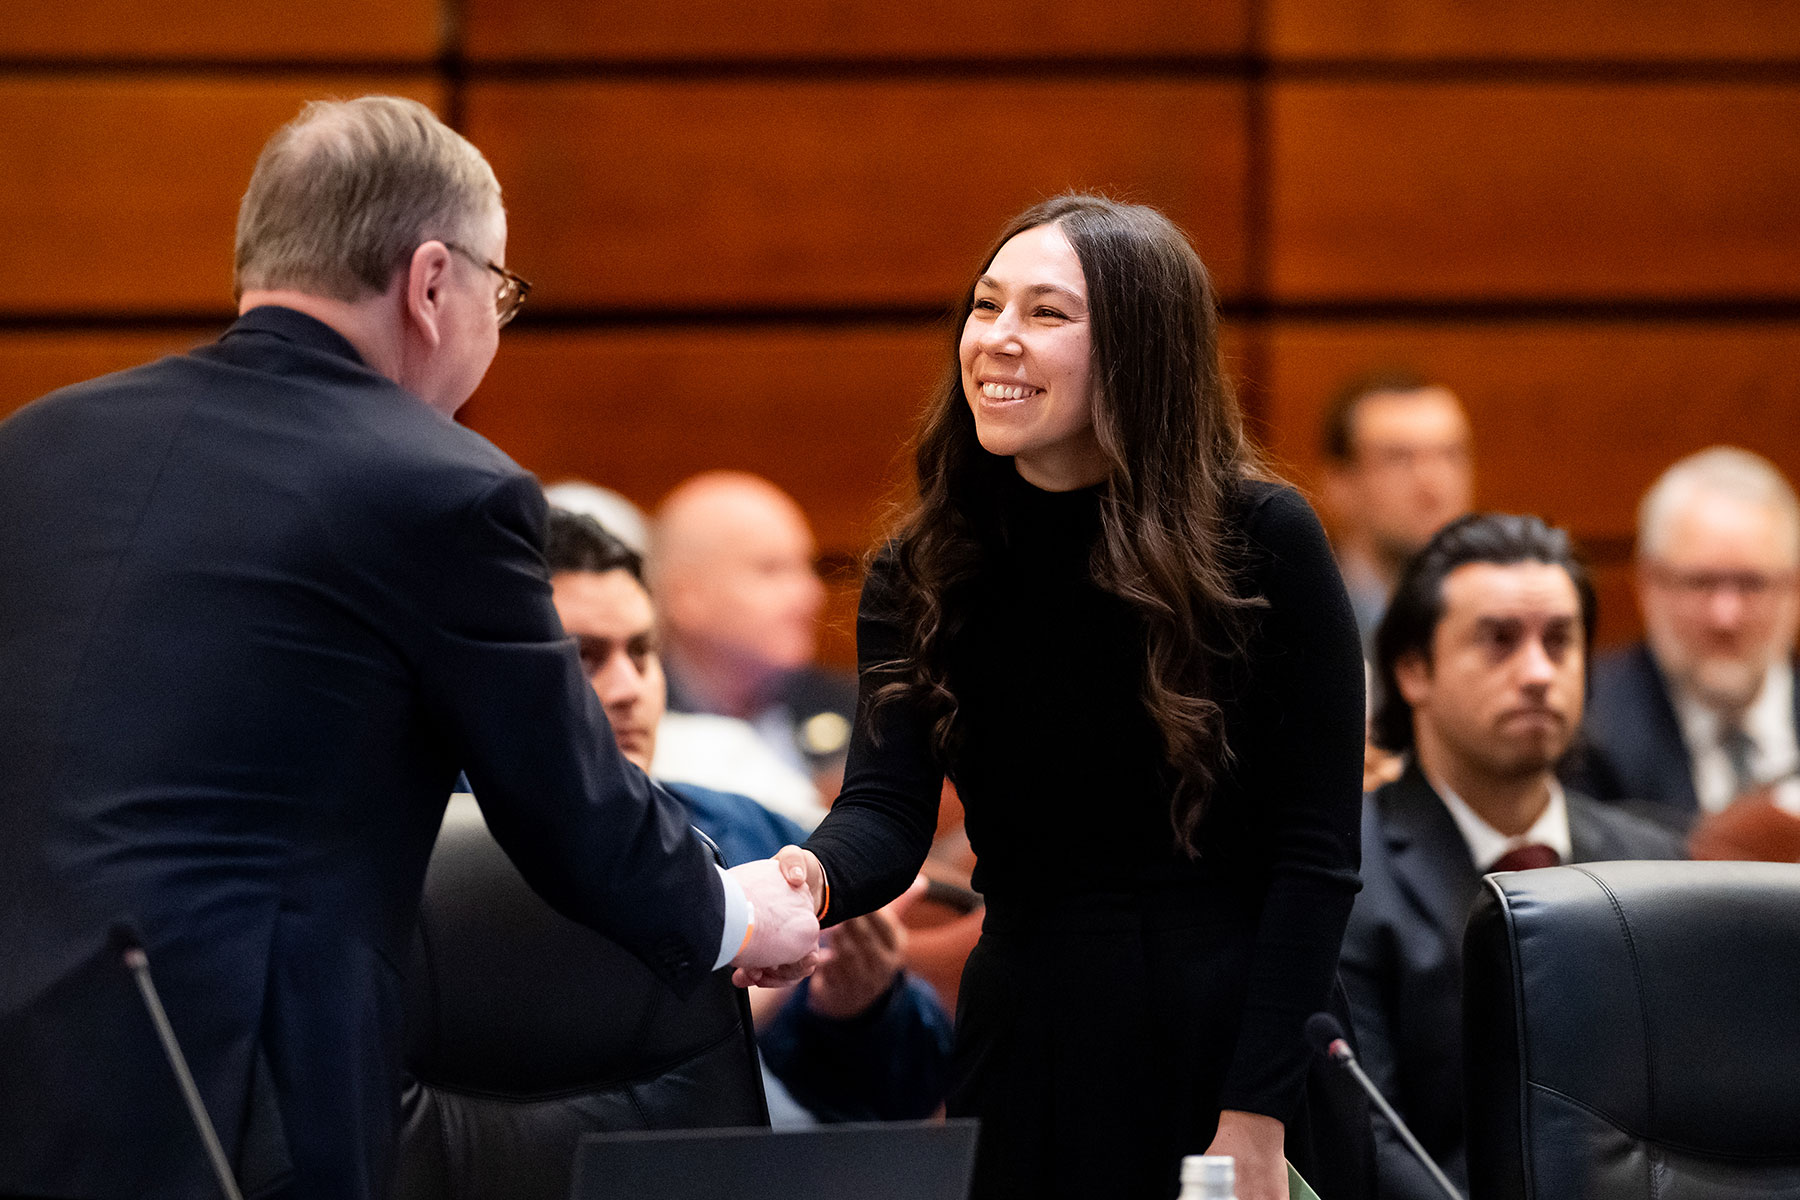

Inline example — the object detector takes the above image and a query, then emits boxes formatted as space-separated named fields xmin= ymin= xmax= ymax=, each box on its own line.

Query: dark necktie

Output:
xmin=1489 ymin=843 xmax=1561 ymax=873
xmin=1721 ymin=724 xmax=1759 ymax=798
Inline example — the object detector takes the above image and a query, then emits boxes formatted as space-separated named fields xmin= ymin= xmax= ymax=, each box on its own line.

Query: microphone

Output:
xmin=1305 ymin=1012 xmax=1463 ymax=1200
xmin=111 ymin=922 xmax=246 ymax=1200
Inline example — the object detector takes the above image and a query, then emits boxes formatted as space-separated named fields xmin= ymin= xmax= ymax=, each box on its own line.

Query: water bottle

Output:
xmin=1178 ymin=1155 xmax=1236 ymax=1200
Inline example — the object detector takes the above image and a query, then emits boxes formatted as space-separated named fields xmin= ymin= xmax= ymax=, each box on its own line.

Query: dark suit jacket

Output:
xmin=1340 ymin=763 xmax=1686 ymax=1200
xmin=1566 ymin=641 xmax=1800 ymax=829
xmin=0 ymin=308 xmax=725 ymax=1200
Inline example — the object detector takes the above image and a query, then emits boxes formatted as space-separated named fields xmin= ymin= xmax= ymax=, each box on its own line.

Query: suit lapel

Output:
xmin=1380 ymin=765 xmax=1483 ymax=945
xmin=1633 ymin=646 xmax=1701 ymax=813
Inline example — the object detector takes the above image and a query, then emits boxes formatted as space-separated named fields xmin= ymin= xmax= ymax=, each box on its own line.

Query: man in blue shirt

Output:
xmin=545 ymin=506 xmax=952 ymax=1122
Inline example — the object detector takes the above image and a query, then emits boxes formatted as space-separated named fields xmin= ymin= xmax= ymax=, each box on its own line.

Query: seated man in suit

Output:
xmin=1318 ymin=369 xmax=1475 ymax=647
xmin=545 ymin=508 xmax=953 ymax=1123
xmin=1342 ymin=513 xmax=1685 ymax=1200
xmin=1568 ymin=447 xmax=1800 ymax=830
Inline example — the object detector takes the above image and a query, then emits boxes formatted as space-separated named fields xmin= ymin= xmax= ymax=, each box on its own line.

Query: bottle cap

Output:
xmin=1180 ymin=1155 xmax=1234 ymax=1186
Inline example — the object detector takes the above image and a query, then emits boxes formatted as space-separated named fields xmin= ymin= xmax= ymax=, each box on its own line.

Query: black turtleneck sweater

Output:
xmin=804 ymin=471 xmax=1365 ymax=1118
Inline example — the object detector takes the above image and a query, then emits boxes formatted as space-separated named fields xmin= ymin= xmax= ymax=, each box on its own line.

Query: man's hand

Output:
xmin=726 ymin=857 xmax=821 ymax=987
xmin=1203 ymin=1110 xmax=1288 ymax=1200
xmin=807 ymin=876 xmax=926 ymax=1020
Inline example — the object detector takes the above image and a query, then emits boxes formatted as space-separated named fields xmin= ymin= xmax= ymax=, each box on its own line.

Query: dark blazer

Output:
xmin=1340 ymin=763 xmax=1687 ymax=1200
xmin=0 ymin=308 xmax=725 ymax=1200
xmin=1566 ymin=641 xmax=1800 ymax=828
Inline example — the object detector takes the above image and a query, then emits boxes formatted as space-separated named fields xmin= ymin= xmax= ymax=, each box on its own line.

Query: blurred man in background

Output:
xmin=1321 ymin=371 xmax=1475 ymax=645
xmin=1571 ymin=447 xmax=1800 ymax=830
xmin=653 ymin=471 xmax=858 ymax=796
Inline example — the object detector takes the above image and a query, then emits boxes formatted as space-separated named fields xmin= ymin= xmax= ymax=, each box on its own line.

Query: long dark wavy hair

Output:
xmin=872 ymin=193 xmax=1272 ymax=852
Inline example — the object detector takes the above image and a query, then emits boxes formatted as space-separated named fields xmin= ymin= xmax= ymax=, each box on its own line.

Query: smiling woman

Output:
xmin=791 ymin=194 xmax=1374 ymax=1200
xmin=959 ymin=222 xmax=1104 ymax=491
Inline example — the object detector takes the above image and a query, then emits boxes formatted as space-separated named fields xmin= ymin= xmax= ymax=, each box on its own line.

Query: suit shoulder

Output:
xmin=1568 ymin=790 xmax=1688 ymax=860
xmin=1588 ymin=643 xmax=1662 ymax=703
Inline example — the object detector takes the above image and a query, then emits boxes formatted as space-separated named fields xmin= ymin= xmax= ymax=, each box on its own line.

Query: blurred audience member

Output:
xmin=1321 ymin=371 xmax=1475 ymax=643
xmin=545 ymin=508 xmax=951 ymax=1124
xmin=543 ymin=479 xmax=651 ymax=554
xmin=1570 ymin=448 xmax=1800 ymax=830
xmin=1343 ymin=514 xmax=1683 ymax=1200
xmin=653 ymin=471 xmax=858 ymax=793
xmin=545 ymin=476 xmax=824 ymax=826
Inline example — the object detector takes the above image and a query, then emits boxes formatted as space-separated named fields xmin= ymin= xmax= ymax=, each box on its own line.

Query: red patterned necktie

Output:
xmin=1489 ymin=843 xmax=1561 ymax=873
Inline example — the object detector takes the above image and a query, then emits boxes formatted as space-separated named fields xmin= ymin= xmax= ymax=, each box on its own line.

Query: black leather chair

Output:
xmin=390 ymin=797 xmax=768 ymax=1200
xmin=1464 ymin=860 xmax=1800 ymax=1199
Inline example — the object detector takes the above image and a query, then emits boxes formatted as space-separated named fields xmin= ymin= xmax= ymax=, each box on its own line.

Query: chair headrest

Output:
xmin=1468 ymin=859 xmax=1800 ymax=1155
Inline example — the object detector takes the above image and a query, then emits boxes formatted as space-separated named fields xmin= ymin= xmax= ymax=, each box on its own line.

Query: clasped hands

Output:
xmin=727 ymin=845 xmax=829 ymax=988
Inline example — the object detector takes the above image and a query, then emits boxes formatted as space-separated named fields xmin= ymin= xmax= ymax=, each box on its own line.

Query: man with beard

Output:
xmin=1569 ymin=447 xmax=1800 ymax=830
xmin=1341 ymin=514 xmax=1683 ymax=1200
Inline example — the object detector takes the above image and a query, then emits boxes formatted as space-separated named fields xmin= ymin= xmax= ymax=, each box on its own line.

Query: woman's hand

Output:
xmin=774 ymin=844 xmax=827 ymax=915
xmin=1202 ymin=1110 xmax=1288 ymax=1200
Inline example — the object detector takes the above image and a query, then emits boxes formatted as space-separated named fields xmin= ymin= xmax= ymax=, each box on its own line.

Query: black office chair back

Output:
xmin=1464 ymin=860 xmax=1800 ymax=1199
xmin=390 ymin=797 xmax=767 ymax=1200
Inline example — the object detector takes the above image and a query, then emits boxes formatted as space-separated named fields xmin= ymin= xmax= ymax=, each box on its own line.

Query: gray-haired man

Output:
xmin=0 ymin=96 xmax=817 ymax=1199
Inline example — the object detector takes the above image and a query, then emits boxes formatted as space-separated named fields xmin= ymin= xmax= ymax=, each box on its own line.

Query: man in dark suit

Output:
xmin=1342 ymin=514 xmax=1685 ymax=1200
xmin=0 ymin=96 xmax=818 ymax=1200
xmin=1568 ymin=447 xmax=1800 ymax=830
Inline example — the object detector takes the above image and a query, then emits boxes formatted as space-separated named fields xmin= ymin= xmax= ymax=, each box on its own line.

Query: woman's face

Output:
xmin=959 ymin=222 xmax=1107 ymax=491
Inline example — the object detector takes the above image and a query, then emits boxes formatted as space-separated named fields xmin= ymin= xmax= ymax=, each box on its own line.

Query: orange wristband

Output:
xmin=736 ymin=902 xmax=755 ymax=958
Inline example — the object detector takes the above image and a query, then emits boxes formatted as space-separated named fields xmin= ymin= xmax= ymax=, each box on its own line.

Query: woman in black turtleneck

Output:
xmin=772 ymin=195 xmax=1369 ymax=1200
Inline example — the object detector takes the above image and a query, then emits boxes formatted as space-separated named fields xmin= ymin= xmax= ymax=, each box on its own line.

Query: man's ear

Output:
xmin=1393 ymin=648 xmax=1433 ymax=708
xmin=404 ymin=241 xmax=454 ymax=350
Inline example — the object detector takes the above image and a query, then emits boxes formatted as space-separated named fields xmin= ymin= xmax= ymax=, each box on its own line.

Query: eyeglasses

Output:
xmin=1645 ymin=563 xmax=1799 ymax=604
xmin=443 ymin=242 xmax=532 ymax=328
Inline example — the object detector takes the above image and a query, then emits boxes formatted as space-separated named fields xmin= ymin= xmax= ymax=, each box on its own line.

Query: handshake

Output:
xmin=726 ymin=845 xmax=829 ymax=989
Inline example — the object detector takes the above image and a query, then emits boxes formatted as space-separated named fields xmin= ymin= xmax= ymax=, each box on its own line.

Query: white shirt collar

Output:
xmin=1668 ymin=659 xmax=1799 ymax=814
xmin=1426 ymin=766 xmax=1573 ymax=871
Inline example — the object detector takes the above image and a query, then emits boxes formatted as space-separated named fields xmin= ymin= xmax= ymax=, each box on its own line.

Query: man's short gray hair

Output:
xmin=1638 ymin=445 xmax=1800 ymax=563
xmin=234 ymin=95 xmax=501 ymax=303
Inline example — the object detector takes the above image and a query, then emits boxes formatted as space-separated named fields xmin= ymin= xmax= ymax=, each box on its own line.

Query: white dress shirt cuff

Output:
xmin=713 ymin=864 xmax=752 ymax=971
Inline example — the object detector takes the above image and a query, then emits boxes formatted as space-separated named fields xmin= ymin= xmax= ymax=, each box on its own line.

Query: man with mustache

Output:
xmin=1339 ymin=513 xmax=1683 ymax=1200
xmin=1569 ymin=447 xmax=1800 ymax=830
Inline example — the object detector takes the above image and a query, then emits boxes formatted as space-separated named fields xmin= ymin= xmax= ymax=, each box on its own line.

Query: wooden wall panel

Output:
xmin=466 ymin=0 xmax=1249 ymax=61
xmin=1269 ymin=83 xmax=1800 ymax=301
xmin=0 ymin=329 xmax=220 ymax=422
xmin=2 ymin=1 xmax=441 ymax=60
xmin=460 ymin=325 xmax=945 ymax=556
xmin=462 ymin=324 xmax=941 ymax=669
xmin=1268 ymin=0 xmax=1800 ymax=63
xmin=1259 ymin=320 xmax=1800 ymax=646
xmin=0 ymin=77 xmax=446 ymax=316
xmin=468 ymin=79 xmax=1250 ymax=311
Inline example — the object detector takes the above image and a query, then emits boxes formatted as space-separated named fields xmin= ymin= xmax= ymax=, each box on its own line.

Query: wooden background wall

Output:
xmin=5 ymin=1 xmax=1800 ymax=664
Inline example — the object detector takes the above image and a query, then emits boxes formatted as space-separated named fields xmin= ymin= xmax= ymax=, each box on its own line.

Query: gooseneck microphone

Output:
xmin=1305 ymin=1012 xmax=1463 ymax=1200
xmin=112 ymin=923 xmax=246 ymax=1200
